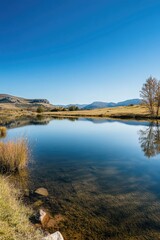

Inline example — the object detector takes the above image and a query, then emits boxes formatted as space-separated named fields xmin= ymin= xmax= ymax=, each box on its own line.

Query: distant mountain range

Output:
xmin=0 ymin=94 xmax=141 ymax=111
xmin=57 ymin=99 xmax=141 ymax=110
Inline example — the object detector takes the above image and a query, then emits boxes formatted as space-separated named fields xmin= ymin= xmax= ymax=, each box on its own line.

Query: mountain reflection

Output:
xmin=139 ymin=122 xmax=160 ymax=158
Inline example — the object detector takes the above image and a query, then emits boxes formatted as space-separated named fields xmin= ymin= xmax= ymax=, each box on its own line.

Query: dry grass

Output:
xmin=0 ymin=175 xmax=43 ymax=240
xmin=0 ymin=139 xmax=29 ymax=172
xmin=0 ymin=105 xmax=157 ymax=125
xmin=0 ymin=127 xmax=7 ymax=138
xmin=43 ymin=105 xmax=150 ymax=118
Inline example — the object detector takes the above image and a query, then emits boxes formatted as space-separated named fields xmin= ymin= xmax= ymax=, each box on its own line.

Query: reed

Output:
xmin=0 ymin=139 xmax=29 ymax=172
xmin=0 ymin=126 xmax=7 ymax=138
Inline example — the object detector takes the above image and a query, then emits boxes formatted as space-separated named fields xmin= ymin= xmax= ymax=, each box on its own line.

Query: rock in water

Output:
xmin=39 ymin=209 xmax=64 ymax=229
xmin=33 ymin=200 xmax=43 ymax=207
xmin=35 ymin=187 xmax=49 ymax=197
xmin=42 ymin=231 xmax=64 ymax=240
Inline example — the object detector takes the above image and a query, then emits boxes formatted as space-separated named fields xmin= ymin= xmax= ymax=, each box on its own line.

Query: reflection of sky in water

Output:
xmin=4 ymin=119 xmax=160 ymax=239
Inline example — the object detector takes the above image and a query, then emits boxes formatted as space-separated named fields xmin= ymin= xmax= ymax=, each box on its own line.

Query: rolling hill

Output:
xmin=0 ymin=94 xmax=53 ymax=110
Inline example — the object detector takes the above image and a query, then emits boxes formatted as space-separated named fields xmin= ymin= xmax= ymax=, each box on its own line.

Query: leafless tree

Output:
xmin=155 ymin=81 xmax=160 ymax=117
xmin=140 ymin=77 xmax=160 ymax=117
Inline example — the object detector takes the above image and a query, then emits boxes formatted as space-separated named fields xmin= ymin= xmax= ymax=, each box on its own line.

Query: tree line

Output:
xmin=140 ymin=77 xmax=160 ymax=117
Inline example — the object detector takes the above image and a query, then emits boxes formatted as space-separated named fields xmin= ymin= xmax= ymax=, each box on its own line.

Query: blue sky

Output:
xmin=1 ymin=0 xmax=160 ymax=104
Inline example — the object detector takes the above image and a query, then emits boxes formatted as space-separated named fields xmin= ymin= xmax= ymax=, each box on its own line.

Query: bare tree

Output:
xmin=155 ymin=81 xmax=160 ymax=117
xmin=140 ymin=77 xmax=158 ymax=116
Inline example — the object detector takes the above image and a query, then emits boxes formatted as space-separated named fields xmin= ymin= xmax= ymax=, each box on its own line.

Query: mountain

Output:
xmin=116 ymin=99 xmax=141 ymax=106
xmin=0 ymin=94 xmax=141 ymax=111
xmin=83 ymin=101 xmax=116 ymax=110
xmin=55 ymin=99 xmax=141 ymax=110
xmin=0 ymin=94 xmax=53 ymax=109
xmin=77 ymin=99 xmax=141 ymax=110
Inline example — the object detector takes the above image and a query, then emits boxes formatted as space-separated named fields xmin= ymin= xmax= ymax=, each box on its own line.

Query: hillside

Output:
xmin=83 ymin=99 xmax=141 ymax=109
xmin=0 ymin=94 xmax=53 ymax=110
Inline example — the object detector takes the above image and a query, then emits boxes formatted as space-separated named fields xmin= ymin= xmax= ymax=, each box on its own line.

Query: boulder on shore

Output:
xmin=42 ymin=231 xmax=64 ymax=240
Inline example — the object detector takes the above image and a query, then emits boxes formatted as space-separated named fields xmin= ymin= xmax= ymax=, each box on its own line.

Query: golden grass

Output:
xmin=0 ymin=175 xmax=43 ymax=240
xmin=43 ymin=105 xmax=150 ymax=118
xmin=0 ymin=105 xmax=158 ymax=124
xmin=0 ymin=139 xmax=29 ymax=172
xmin=0 ymin=126 xmax=7 ymax=138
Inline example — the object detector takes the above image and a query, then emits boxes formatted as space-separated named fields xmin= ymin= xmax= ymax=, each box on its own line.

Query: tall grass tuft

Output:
xmin=0 ymin=139 xmax=29 ymax=172
xmin=0 ymin=126 xmax=7 ymax=138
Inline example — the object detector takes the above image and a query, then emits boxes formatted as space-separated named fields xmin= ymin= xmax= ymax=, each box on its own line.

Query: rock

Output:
xmin=24 ymin=189 xmax=30 ymax=197
xmin=39 ymin=209 xmax=48 ymax=226
xmin=30 ymin=99 xmax=50 ymax=104
xmin=42 ymin=231 xmax=64 ymax=240
xmin=33 ymin=200 xmax=43 ymax=207
xmin=39 ymin=209 xmax=64 ymax=229
xmin=35 ymin=187 xmax=49 ymax=197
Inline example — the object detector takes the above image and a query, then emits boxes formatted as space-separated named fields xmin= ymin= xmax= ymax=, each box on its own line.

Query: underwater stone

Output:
xmin=42 ymin=231 xmax=64 ymax=240
xmin=35 ymin=187 xmax=49 ymax=197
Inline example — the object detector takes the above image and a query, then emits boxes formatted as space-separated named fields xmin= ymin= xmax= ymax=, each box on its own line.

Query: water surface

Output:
xmin=4 ymin=118 xmax=160 ymax=240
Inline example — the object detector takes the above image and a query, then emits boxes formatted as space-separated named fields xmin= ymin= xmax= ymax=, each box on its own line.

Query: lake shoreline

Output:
xmin=1 ymin=105 xmax=160 ymax=128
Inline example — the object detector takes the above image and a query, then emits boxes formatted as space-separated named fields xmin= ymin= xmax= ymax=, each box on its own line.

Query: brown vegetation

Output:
xmin=0 ymin=126 xmax=7 ymax=137
xmin=42 ymin=105 xmax=151 ymax=119
xmin=0 ymin=139 xmax=29 ymax=172
xmin=0 ymin=104 xmax=159 ymax=125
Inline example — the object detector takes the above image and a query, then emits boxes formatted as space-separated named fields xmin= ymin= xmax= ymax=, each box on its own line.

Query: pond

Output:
xmin=3 ymin=118 xmax=160 ymax=240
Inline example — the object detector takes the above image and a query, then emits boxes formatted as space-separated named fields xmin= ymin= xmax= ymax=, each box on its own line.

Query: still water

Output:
xmin=4 ymin=118 xmax=160 ymax=240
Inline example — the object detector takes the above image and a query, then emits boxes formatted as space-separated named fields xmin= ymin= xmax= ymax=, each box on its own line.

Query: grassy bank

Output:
xmin=0 ymin=105 xmax=159 ymax=127
xmin=43 ymin=105 xmax=152 ymax=119
xmin=0 ymin=175 xmax=43 ymax=240
xmin=0 ymin=137 xmax=43 ymax=240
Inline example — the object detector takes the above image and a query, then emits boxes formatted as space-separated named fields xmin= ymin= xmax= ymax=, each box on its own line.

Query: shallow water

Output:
xmin=4 ymin=118 xmax=160 ymax=240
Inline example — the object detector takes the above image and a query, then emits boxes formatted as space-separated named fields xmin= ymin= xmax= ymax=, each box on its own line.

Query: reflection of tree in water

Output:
xmin=139 ymin=122 xmax=160 ymax=158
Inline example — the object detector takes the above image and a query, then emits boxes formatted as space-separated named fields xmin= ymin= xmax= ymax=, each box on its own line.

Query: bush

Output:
xmin=68 ymin=105 xmax=79 ymax=111
xmin=37 ymin=106 xmax=44 ymax=113
xmin=51 ymin=108 xmax=59 ymax=112
xmin=0 ymin=139 xmax=29 ymax=172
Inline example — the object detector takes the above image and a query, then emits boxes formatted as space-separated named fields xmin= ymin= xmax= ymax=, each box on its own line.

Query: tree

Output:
xmin=140 ymin=77 xmax=160 ymax=117
xmin=68 ymin=105 xmax=79 ymax=111
xmin=155 ymin=81 xmax=160 ymax=117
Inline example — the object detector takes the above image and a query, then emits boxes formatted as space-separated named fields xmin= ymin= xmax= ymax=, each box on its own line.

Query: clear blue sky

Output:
xmin=1 ymin=0 xmax=160 ymax=104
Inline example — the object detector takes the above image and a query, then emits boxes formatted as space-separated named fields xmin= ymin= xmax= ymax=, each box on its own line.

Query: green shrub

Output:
xmin=68 ymin=105 xmax=79 ymax=111
xmin=37 ymin=106 xmax=44 ymax=113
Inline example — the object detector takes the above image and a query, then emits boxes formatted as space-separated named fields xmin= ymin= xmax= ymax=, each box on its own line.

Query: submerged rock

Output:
xmin=35 ymin=187 xmax=49 ymax=197
xmin=42 ymin=231 xmax=64 ymax=240
xmin=24 ymin=189 xmax=30 ymax=197
xmin=33 ymin=200 xmax=43 ymax=207
xmin=39 ymin=209 xmax=64 ymax=230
